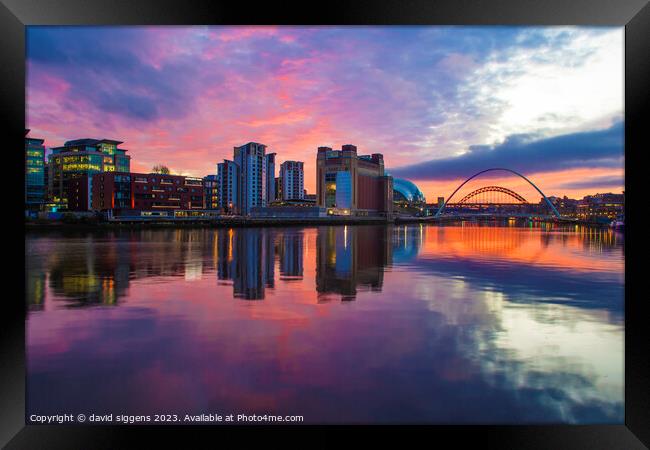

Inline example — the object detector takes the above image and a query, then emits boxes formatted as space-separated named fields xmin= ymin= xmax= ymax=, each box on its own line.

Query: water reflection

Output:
xmin=216 ymin=228 xmax=275 ymax=300
xmin=279 ymin=230 xmax=304 ymax=281
xmin=25 ymin=222 xmax=624 ymax=423
xmin=315 ymin=225 xmax=392 ymax=301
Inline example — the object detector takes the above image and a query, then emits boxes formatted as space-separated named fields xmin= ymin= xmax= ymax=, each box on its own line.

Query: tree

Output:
xmin=152 ymin=164 xmax=171 ymax=174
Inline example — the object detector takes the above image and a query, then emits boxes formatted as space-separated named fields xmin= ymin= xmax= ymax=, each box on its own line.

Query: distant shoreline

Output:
xmin=24 ymin=215 xmax=612 ymax=231
xmin=25 ymin=216 xmax=393 ymax=230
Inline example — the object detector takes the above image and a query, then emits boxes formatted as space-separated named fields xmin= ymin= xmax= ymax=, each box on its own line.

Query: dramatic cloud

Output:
xmin=27 ymin=27 xmax=204 ymax=123
xmin=556 ymin=175 xmax=624 ymax=190
xmin=390 ymin=120 xmax=624 ymax=181
xmin=26 ymin=26 xmax=624 ymax=197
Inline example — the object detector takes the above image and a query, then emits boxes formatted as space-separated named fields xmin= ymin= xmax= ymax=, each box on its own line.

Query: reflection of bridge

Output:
xmin=435 ymin=168 xmax=562 ymax=219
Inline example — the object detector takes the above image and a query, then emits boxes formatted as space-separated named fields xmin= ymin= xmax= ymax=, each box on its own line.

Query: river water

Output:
xmin=25 ymin=222 xmax=624 ymax=424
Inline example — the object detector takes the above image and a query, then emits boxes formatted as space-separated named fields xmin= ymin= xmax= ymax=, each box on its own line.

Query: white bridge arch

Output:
xmin=435 ymin=168 xmax=561 ymax=218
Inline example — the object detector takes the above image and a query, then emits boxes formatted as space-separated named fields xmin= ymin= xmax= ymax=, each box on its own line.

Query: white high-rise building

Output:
xmin=280 ymin=160 xmax=305 ymax=201
xmin=217 ymin=160 xmax=239 ymax=214
xmin=234 ymin=142 xmax=268 ymax=216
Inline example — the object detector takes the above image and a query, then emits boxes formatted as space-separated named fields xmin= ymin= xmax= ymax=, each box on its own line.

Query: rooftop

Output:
xmin=64 ymin=138 xmax=125 ymax=147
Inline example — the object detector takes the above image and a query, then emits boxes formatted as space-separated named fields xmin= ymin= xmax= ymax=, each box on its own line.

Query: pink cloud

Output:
xmin=26 ymin=26 xmax=622 ymax=198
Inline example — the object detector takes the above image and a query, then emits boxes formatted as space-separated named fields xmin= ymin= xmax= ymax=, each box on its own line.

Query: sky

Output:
xmin=26 ymin=26 xmax=624 ymax=201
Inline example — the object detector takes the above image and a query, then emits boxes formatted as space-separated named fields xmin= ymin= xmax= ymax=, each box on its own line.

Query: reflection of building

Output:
xmin=316 ymin=226 xmax=392 ymax=300
xmin=217 ymin=228 xmax=275 ymax=300
xmin=392 ymin=224 xmax=426 ymax=264
xmin=216 ymin=229 xmax=237 ymax=281
xmin=279 ymin=231 xmax=304 ymax=280
xmin=280 ymin=161 xmax=305 ymax=201
xmin=48 ymin=138 xmax=130 ymax=211
xmin=45 ymin=238 xmax=133 ymax=306
xmin=316 ymin=145 xmax=393 ymax=216
xmin=92 ymin=172 xmax=204 ymax=211
xmin=26 ymin=272 xmax=46 ymax=311
xmin=30 ymin=229 xmax=225 ymax=308
xmin=25 ymin=130 xmax=46 ymax=212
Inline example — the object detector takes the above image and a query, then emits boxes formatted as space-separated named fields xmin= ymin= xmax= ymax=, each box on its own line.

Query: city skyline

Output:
xmin=26 ymin=26 xmax=624 ymax=201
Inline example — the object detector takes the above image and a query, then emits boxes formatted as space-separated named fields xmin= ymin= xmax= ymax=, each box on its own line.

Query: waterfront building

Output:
xmin=576 ymin=193 xmax=624 ymax=221
xmin=91 ymin=172 xmax=204 ymax=212
xmin=217 ymin=160 xmax=239 ymax=214
xmin=265 ymin=152 xmax=276 ymax=205
xmin=316 ymin=144 xmax=393 ymax=216
xmin=48 ymin=138 xmax=131 ymax=210
xmin=543 ymin=195 xmax=580 ymax=217
xmin=274 ymin=177 xmax=282 ymax=202
xmin=392 ymin=178 xmax=426 ymax=207
xmin=66 ymin=174 xmax=92 ymax=211
xmin=25 ymin=130 xmax=46 ymax=211
xmin=280 ymin=160 xmax=305 ymax=201
xmin=234 ymin=142 xmax=269 ymax=216
xmin=203 ymin=174 xmax=219 ymax=209
xmin=215 ymin=142 xmax=277 ymax=215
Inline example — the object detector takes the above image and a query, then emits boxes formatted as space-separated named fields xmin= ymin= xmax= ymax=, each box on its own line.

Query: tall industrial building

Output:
xmin=48 ymin=138 xmax=130 ymax=210
xmin=280 ymin=160 xmax=305 ymax=201
xmin=316 ymin=144 xmax=393 ymax=216
xmin=217 ymin=160 xmax=239 ymax=214
xmin=25 ymin=130 xmax=46 ymax=211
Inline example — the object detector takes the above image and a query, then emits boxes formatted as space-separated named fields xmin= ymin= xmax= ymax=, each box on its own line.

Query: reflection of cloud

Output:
xmin=475 ymin=294 xmax=623 ymax=422
xmin=27 ymin=225 xmax=624 ymax=423
xmin=414 ymin=248 xmax=623 ymax=318
xmin=398 ymin=271 xmax=623 ymax=423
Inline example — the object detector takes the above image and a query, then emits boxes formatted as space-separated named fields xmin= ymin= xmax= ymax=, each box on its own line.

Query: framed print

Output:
xmin=2 ymin=0 xmax=648 ymax=448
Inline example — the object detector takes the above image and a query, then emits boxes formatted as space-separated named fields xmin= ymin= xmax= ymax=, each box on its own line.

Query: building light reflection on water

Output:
xmin=26 ymin=222 xmax=624 ymax=423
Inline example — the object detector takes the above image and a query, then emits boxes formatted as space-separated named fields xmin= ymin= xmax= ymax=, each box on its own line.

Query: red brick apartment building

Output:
xmin=92 ymin=172 xmax=205 ymax=211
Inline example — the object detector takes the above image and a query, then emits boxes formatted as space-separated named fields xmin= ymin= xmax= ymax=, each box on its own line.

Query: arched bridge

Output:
xmin=456 ymin=185 xmax=528 ymax=205
xmin=435 ymin=168 xmax=561 ymax=219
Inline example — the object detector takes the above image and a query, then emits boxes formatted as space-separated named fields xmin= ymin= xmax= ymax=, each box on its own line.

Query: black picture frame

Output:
xmin=2 ymin=0 xmax=648 ymax=447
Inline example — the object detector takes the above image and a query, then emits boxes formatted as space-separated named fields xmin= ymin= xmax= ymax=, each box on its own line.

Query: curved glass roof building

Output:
xmin=392 ymin=178 xmax=426 ymax=204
